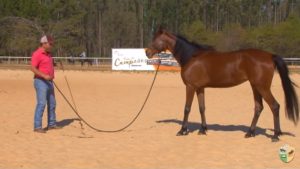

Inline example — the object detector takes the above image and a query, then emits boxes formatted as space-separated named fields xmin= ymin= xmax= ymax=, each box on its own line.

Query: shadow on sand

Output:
xmin=56 ymin=118 xmax=81 ymax=128
xmin=156 ymin=119 xmax=295 ymax=139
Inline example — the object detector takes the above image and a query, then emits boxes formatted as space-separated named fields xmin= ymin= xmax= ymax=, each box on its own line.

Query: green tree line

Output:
xmin=0 ymin=0 xmax=300 ymax=58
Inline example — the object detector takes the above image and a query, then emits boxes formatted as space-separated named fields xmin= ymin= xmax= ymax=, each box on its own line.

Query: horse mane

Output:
xmin=174 ymin=35 xmax=215 ymax=66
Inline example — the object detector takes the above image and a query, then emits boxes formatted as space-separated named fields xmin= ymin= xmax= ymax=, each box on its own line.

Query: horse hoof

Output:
xmin=245 ymin=131 xmax=255 ymax=138
xmin=198 ymin=130 xmax=207 ymax=135
xmin=271 ymin=136 xmax=280 ymax=142
xmin=198 ymin=128 xmax=207 ymax=135
xmin=176 ymin=129 xmax=189 ymax=136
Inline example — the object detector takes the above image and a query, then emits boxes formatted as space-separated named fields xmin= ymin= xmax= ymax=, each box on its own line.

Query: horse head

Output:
xmin=145 ymin=27 xmax=176 ymax=58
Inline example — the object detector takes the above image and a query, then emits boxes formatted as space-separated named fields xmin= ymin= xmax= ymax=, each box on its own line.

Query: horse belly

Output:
xmin=189 ymin=69 xmax=248 ymax=88
xmin=206 ymin=78 xmax=247 ymax=88
xmin=206 ymin=69 xmax=248 ymax=87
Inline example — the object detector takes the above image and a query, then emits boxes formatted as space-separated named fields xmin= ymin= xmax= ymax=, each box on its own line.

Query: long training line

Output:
xmin=58 ymin=61 xmax=87 ymax=135
xmin=53 ymin=63 xmax=160 ymax=132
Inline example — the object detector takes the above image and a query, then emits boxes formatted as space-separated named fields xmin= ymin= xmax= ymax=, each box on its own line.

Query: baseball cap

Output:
xmin=40 ymin=35 xmax=54 ymax=44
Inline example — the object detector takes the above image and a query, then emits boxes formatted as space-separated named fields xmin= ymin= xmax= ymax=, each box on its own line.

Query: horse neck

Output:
xmin=173 ymin=37 xmax=199 ymax=67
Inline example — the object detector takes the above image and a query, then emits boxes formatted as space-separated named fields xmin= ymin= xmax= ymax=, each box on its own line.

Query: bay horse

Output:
xmin=146 ymin=28 xmax=299 ymax=141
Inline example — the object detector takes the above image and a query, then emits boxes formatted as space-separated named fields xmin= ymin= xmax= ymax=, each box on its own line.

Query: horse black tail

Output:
xmin=273 ymin=55 xmax=299 ymax=125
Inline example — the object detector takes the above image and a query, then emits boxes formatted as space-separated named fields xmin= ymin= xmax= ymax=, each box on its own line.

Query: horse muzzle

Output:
xmin=145 ymin=48 xmax=155 ymax=58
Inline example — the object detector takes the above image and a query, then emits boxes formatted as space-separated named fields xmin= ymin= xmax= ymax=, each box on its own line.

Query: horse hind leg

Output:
xmin=245 ymin=85 xmax=263 ymax=138
xmin=197 ymin=88 xmax=207 ymax=135
xmin=257 ymin=86 xmax=282 ymax=141
xmin=177 ymin=85 xmax=195 ymax=136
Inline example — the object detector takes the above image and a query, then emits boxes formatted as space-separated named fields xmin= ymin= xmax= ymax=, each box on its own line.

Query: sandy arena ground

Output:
xmin=0 ymin=69 xmax=299 ymax=169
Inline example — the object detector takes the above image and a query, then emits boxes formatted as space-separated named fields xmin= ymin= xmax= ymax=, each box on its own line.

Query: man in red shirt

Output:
xmin=31 ymin=35 xmax=60 ymax=133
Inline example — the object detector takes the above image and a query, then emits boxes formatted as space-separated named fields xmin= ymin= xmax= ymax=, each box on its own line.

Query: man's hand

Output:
xmin=31 ymin=66 xmax=53 ymax=81
xmin=43 ymin=74 xmax=53 ymax=81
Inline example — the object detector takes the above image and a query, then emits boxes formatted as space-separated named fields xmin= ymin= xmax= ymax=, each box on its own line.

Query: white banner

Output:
xmin=112 ymin=48 xmax=155 ymax=71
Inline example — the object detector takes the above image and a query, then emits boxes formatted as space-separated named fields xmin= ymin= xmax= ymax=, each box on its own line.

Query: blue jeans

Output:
xmin=34 ymin=78 xmax=57 ymax=129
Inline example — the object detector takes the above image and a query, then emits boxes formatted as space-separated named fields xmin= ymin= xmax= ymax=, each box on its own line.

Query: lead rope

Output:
xmin=57 ymin=61 xmax=87 ymax=136
xmin=53 ymin=61 xmax=160 ymax=132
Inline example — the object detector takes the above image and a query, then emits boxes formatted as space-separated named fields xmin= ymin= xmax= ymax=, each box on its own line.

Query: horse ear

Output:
xmin=157 ymin=25 xmax=165 ymax=34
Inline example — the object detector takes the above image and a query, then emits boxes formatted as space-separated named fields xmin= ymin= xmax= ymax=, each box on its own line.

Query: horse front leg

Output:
xmin=177 ymin=85 xmax=195 ymax=136
xmin=197 ymin=88 xmax=207 ymax=135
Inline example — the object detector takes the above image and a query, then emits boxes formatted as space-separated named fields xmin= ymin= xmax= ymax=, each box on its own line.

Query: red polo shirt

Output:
xmin=31 ymin=47 xmax=54 ymax=79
